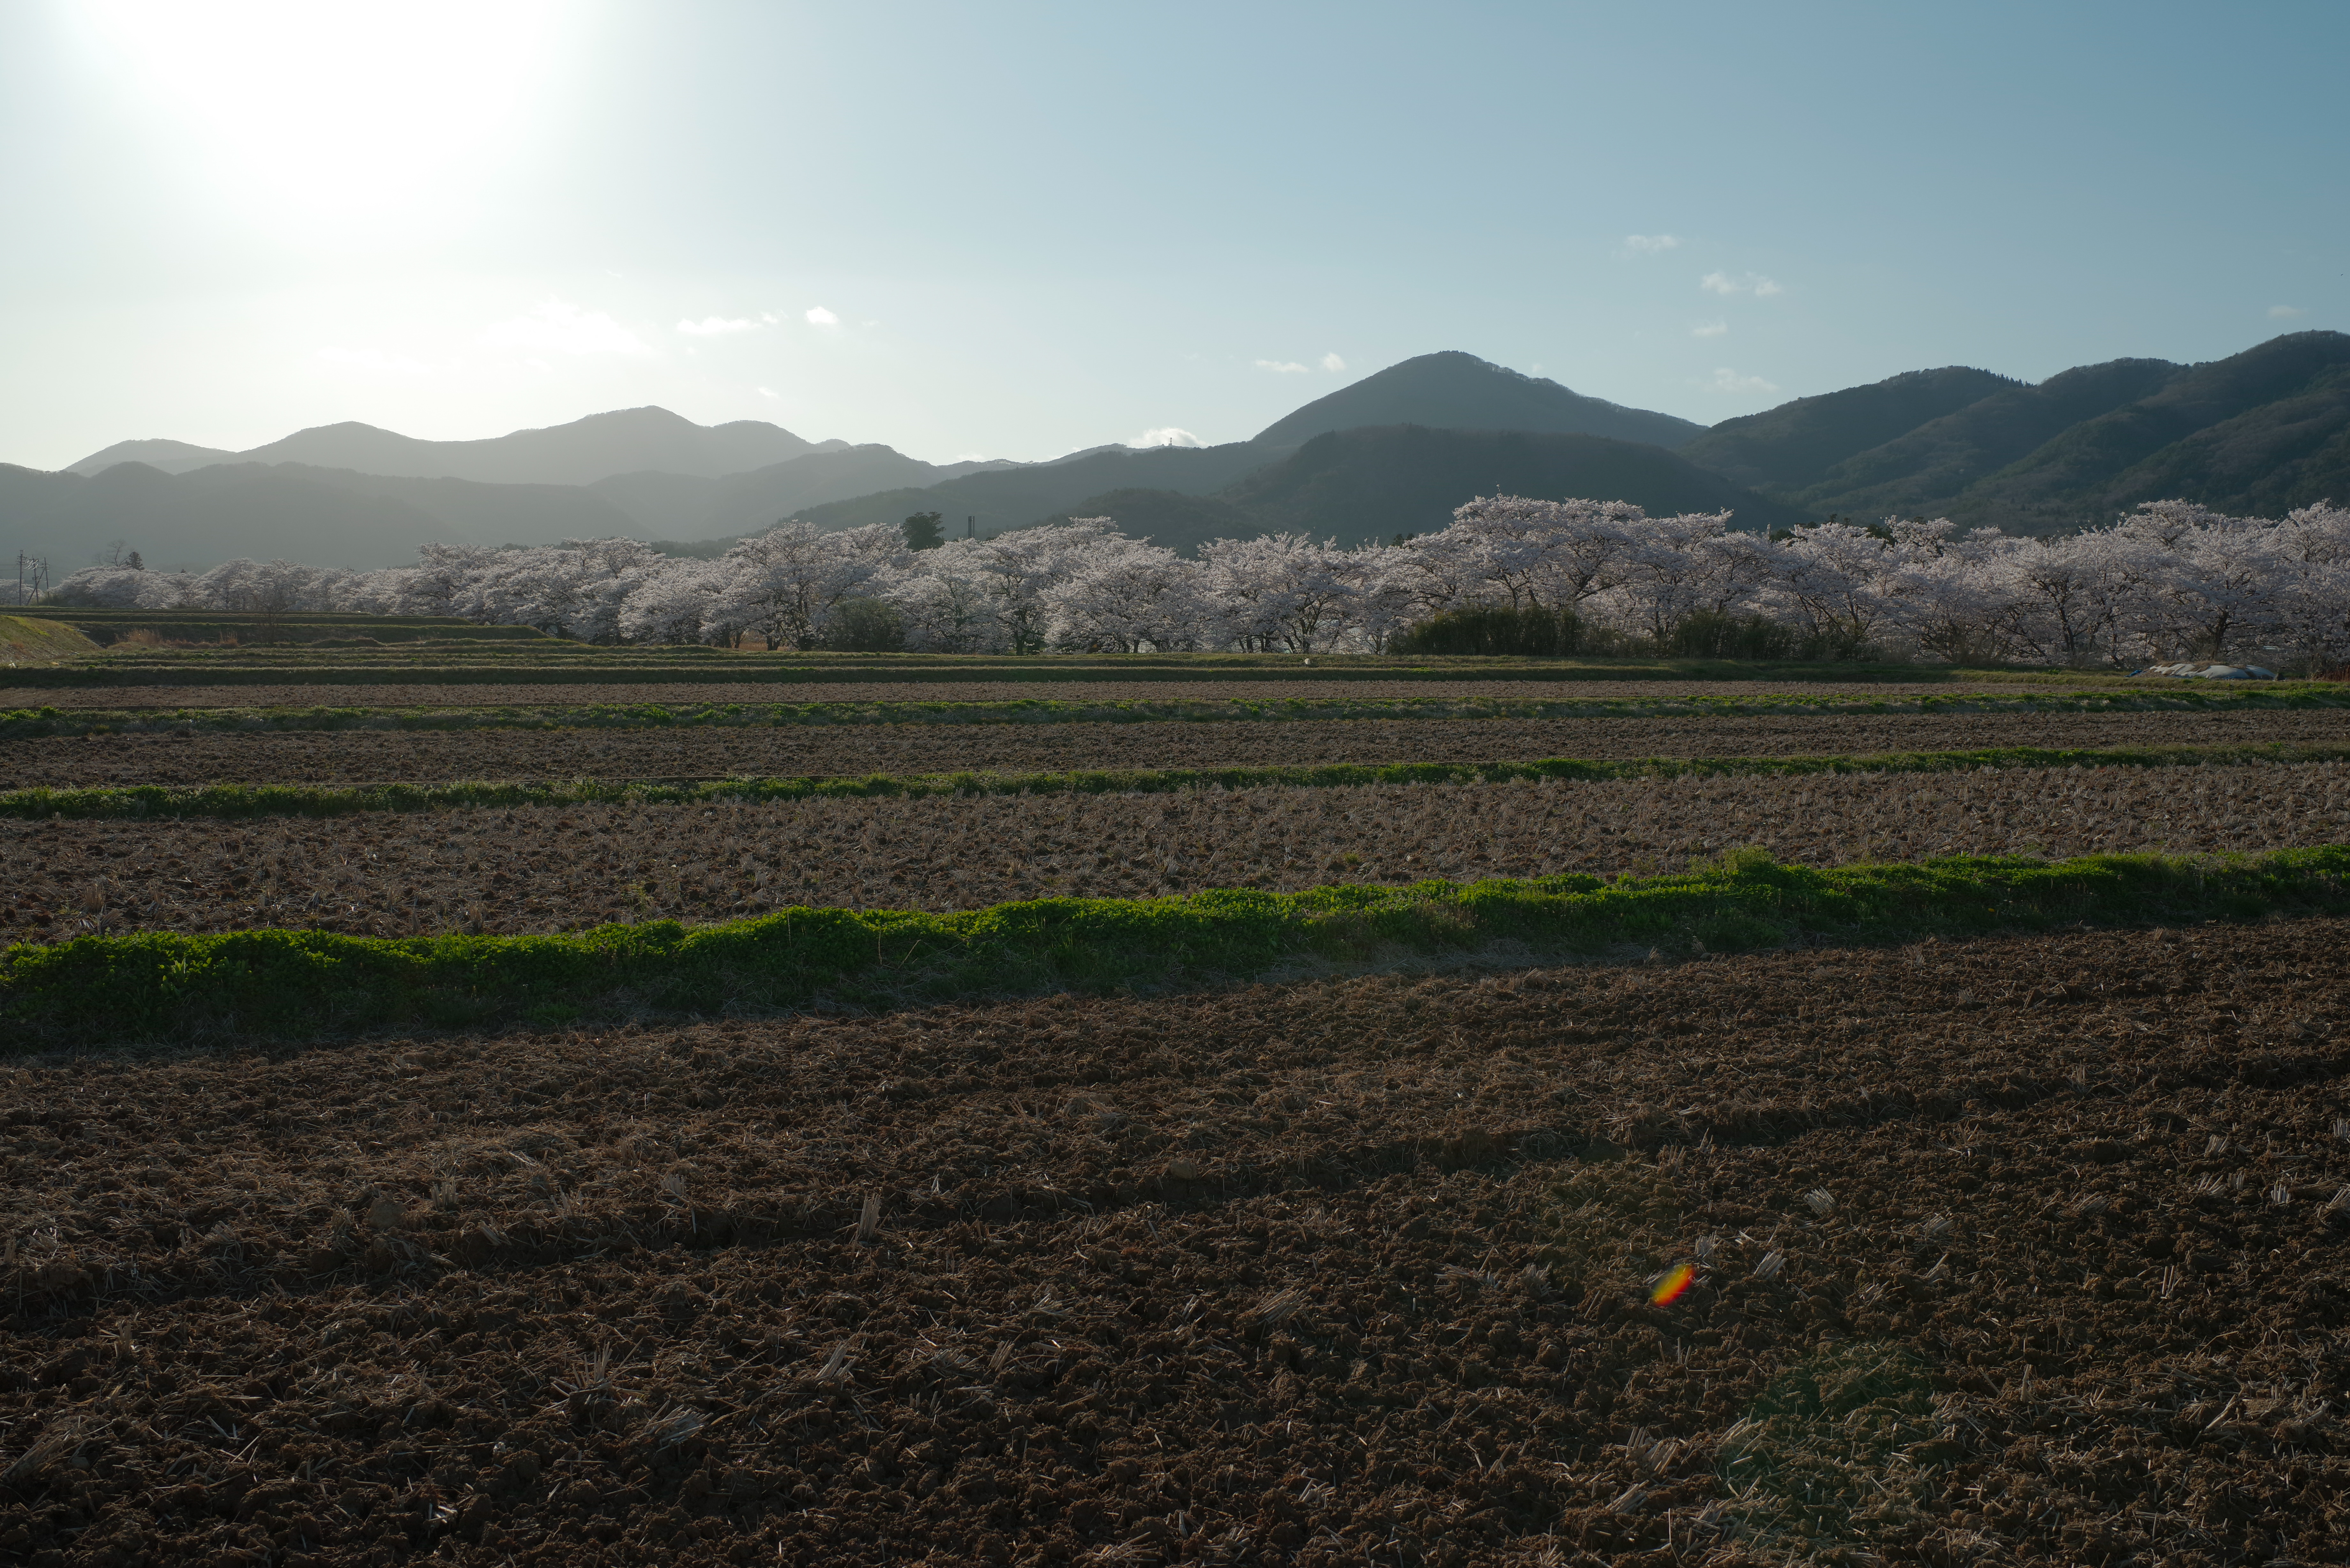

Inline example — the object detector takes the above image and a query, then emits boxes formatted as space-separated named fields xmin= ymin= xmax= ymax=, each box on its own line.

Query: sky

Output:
xmin=2 ymin=0 xmax=2345 ymax=471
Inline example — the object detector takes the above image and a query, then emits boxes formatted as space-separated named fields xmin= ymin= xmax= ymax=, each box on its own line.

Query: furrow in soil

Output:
xmin=8 ymin=707 xmax=2348 ymax=789
xmin=1 ymin=920 xmax=2343 ymax=1566
xmin=11 ymin=761 xmax=2350 ymax=943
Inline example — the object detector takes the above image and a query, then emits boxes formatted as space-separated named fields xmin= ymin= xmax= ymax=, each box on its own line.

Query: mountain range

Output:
xmin=65 ymin=406 xmax=847 ymax=485
xmin=1680 ymin=332 xmax=2350 ymax=526
xmin=6 ymin=332 xmax=2345 ymax=573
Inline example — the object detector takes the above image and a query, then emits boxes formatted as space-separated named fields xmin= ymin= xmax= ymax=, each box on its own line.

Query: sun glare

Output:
xmin=77 ymin=0 xmax=563 ymax=238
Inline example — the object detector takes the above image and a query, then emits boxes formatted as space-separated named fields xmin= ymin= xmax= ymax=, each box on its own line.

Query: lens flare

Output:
xmin=1650 ymin=1262 xmax=1696 ymax=1306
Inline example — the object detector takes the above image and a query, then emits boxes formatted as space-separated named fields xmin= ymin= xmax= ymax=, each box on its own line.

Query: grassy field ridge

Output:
xmin=9 ymin=845 xmax=2346 ymax=1044
xmin=7 ymin=740 xmax=2350 ymax=822
xmin=5 ymin=684 xmax=2345 ymax=740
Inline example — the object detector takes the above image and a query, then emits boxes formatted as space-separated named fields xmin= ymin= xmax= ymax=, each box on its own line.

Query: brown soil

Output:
xmin=9 ymin=709 xmax=2349 ymax=790
xmin=10 ymin=762 xmax=2350 ymax=944
xmin=1 ymin=679 xmax=2077 ymax=712
xmin=2 ymin=921 xmax=2346 ymax=1566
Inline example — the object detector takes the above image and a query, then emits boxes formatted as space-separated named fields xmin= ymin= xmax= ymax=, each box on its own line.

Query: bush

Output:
xmin=1665 ymin=611 xmax=1796 ymax=660
xmin=1665 ymin=611 xmax=1881 ymax=662
xmin=818 ymin=598 xmax=906 ymax=653
xmin=1392 ymin=604 xmax=1587 ymax=657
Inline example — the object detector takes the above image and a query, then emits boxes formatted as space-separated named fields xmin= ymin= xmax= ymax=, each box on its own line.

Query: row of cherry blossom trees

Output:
xmin=51 ymin=497 xmax=2350 ymax=668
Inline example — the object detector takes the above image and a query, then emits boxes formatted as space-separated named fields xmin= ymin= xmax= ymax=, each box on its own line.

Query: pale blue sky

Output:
xmin=3 ymin=0 xmax=2343 ymax=469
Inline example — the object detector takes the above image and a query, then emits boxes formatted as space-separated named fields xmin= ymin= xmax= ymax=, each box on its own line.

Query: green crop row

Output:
xmin=7 ymin=741 xmax=2349 ymax=824
xmin=0 ymin=659 xmax=1945 ymax=688
xmin=0 ymin=646 xmax=2257 ymax=687
xmin=4 ymin=686 xmax=2343 ymax=739
xmin=8 ymin=846 xmax=2346 ymax=1045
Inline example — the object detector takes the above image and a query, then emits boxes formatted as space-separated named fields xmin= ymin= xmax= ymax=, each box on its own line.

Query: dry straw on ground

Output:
xmin=0 ymin=920 xmax=2342 ymax=1564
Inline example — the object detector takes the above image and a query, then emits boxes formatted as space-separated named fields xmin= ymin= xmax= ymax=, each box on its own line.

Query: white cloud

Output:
xmin=754 ymin=386 xmax=779 ymax=398
xmin=1129 ymin=427 xmax=1201 ymax=448
xmin=1691 ymin=320 xmax=1729 ymax=338
xmin=676 ymin=316 xmax=759 ymax=336
xmin=1254 ymin=359 xmax=1311 ymax=373
xmin=1700 ymin=271 xmax=1783 ymax=298
xmin=480 ymin=299 xmax=649 ymax=356
xmin=805 ymin=306 xmax=840 ymax=327
xmin=1703 ymin=367 xmax=1780 ymax=396
xmin=1320 ymin=352 xmax=1347 ymax=373
xmin=2269 ymin=304 xmax=2308 ymax=319
xmin=1620 ymin=234 xmax=1680 ymax=257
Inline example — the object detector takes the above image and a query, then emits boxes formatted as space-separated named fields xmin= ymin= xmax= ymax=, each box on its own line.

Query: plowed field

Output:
xmin=0 ymin=678 xmax=2069 ymax=712
xmin=4 ymin=920 xmax=2345 ymax=1567
xmin=11 ymin=762 xmax=2350 ymax=943
xmin=9 ymin=709 xmax=2349 ymax=790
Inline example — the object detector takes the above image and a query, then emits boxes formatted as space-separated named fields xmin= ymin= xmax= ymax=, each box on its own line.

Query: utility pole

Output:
xmin=965 ymin=516 xmax=974 ymax=540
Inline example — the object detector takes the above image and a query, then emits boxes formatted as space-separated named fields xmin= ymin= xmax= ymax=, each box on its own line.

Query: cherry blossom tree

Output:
xmin=1198 ymin=533 xmax=1368 ymax=652
xmin=1598 ymin=511 xmax=1759 ymax=641
xmin=713 ymin=521 xmax=901 ymax=650
xmin=1753 ymin=520 xmax=1912 ymax=653
xmin=880 ymin=539 xmax=999 ymax=652
xmin=49 ymin=565 xmax=177 ymax=608
xmin=50 ymin=489 xmax=2341 ymax=668
xmin=617 ymin=557 xmax=740 ymax=645
xmin=881 ymin=519 xmax=1122 ymax=654
xmin=2268 ymin=501 xmax=2350 ymax=670
xmin=1042 ymin=534 xmax=1216 ymax=652
xmin=1390 ymin=495 xmax=1644 ymax=617
xmin=437 ymin=539 xmax=665 ymax=641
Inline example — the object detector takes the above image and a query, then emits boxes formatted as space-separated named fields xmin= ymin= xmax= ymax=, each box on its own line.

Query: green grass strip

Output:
xmin=4 ymin=685 xmax=2344 ymax=740
xmin=0 ymin=652 xmax=2126 ymax=688
xmin=8 ymin=741 xmax=2350 ymax=823
xmin=6 ymin=846 xmax=2346 ymax=1044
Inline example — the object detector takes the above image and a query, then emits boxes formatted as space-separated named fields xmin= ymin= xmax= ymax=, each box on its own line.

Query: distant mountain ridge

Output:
xmin=1942 ymin=332 xmax=2350 ymax=525
xmin=1689 ymin=331 xmax=2350 ymax=531
xmin=24 ymin=332 xmax=2350 ymax=575
xmin=588 ymin=447 xmax=1013 ymax=538
xmin=1677 ymin=366 xmax=2024 ymax=490
xmin=61 ymin=438 xmax=241 ymax=476
xmin=1787 ymin=358 xmax=2186 ymax=514
xmin=791 ymin=443 xmax=1285 ymax=540
xmin=67 ymin=406 xmax=845 ymax=487
xmin=1254 ymin=351 xmax=1706 ymax=450
xmin=1221 ymin=426 xmax=1800 ymax=543
xmin=0 ymin=445 xmax=1022 ymax=572
xmin=0 ymin=461 xmax=467 ymax=573
xmin=1025 ymin=427 xmax=1801 ymax=555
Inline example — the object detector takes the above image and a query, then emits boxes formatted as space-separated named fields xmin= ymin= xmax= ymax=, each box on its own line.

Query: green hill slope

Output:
xmin=1218 ymin=426 xmax=1803 ymax=545
xmin=1036 ymin=489 xmax=1273 ymax=553
xmin=1795 ymin=358 xmax=2183 ymax=515
xmin=2082 ymin=361 xmax=2350 ymax=517
xmin=1947 ymin=331 xmax=2350 ymax=527
xmin=793 ymin=443 xmax=1283 ymax=537
xmin=1251 ymin=351 xmax=1704 ymax=450
xmin=1677 ymin=366 xmax=2021 ymax=492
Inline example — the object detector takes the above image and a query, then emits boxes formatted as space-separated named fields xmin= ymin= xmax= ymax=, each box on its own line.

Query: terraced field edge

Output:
xmin=9 ymin=741 xmax=2350 ymax=822
xmin=4 ymin=685 xmax=2345 ymax=739
xmin=8 ymin=846 xmax=2346 ymax=1044
xmin=0 ymin=654 xmax=2110 ymax=689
